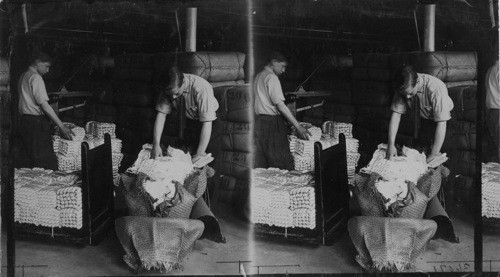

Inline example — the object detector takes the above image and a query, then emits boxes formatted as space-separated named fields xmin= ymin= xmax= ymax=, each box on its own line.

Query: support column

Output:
xmin=185 ymin=7 xmax=197 ymax=52
xmin=423 ymin=3 xmax=436 ymax=52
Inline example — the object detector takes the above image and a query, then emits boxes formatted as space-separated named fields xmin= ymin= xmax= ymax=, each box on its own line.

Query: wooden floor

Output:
xmin=1 ymin=201 xmax=498 ymax=276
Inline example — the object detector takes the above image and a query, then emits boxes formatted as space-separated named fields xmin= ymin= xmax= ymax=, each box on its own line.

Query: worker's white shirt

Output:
xmin=253 ymin=66 xmax=285 ymax=115
xmin=485 ymin=60 xmax=500 ymax=110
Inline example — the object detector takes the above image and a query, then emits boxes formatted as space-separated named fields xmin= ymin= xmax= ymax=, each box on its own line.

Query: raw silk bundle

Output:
xmin=360 ymin=144 xmax=428 ymax=185
xmin=115 ymin=216 xmax=204 ymax=274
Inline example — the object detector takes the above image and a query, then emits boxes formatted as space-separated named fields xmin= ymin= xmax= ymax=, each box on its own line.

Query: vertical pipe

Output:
xmin=185 ymin=7 xmax=197 ymax=52
xmin=423 ymin=4 xmax=435 ymax=52
xmin=489 ymin=0 xmax=496 ymax=29
xmin=22 ymin=3 xmax=29 ymax=33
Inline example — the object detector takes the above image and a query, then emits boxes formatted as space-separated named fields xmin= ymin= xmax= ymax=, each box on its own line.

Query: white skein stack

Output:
xmin=482 ymin=162 xmax=500 ymax=219
xmin=251 ymin=168 xmax=316 ymax=229
xmin=57 ymin=186 xmax=83 ymax=229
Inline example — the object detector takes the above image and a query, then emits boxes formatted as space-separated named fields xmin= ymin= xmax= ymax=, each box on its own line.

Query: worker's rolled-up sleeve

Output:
xmin=197 ymin=86 xmax=219 ymax=122
xmin=267 ymin=75 xmax=286 ymax=105
xmin=31 ymin=75 xmax=49 ymax=105
xmin=431 ymin=87 xmax=454 ymax=122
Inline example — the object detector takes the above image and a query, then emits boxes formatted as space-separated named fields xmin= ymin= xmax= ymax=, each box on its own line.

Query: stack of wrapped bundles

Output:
xmin=85 ymin=121 xmax=117 ymax=138
xmin=53 ymin=122 xmax=85 ymax=171
xmin=14 ymin=168 xmax=82 ymax=229
xmin=85 ymin=121 xmax=123 ymax=185
xmin=482 ymin=162 xmax=500 ymax=220
xmin=53 ymin=121 xmax=123 ymax=185
xmin=251 ymin=168 xmax=315 ymax=229
xmin=289 ymin=122 xmax=323 ymax=171
xmin=322 ymin=121 xmax=354 ymax=139
xmin=322 ymin=121 xmax=360 ymax=181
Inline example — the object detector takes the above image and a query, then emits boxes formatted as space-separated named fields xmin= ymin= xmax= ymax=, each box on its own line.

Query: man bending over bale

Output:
xmin=385 ymin=65 xmax=458 ymax=243
xmin=151 ymin=66 xmax=225 ymax=243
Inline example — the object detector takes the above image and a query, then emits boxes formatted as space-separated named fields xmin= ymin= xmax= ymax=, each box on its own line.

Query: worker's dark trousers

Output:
xmin=184 ymin=118 xmax=225 ymax=242
xmin=254 ymin=114 xmax=294 ymax=170
xmin=415 ymin=118 xmax=459 ymax=242
xmin=486 ymin=108 xmax=500 ymax=163
xmin=16 ymin=114 xmax=58 ymax=170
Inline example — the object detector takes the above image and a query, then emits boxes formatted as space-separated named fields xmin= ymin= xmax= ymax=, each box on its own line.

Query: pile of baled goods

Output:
xmin=357 ymin=144 xmax=429 ymax=210
xmin=251 ymin=168 xmax=315 ymax=229
xmin=53 ymin=121 xmax=123 ymax=185
xmin=288 ymin=121 xmax=360 ymax=182
xmin=125 ymin=144 xmax=194 ymax=210
xmin=14 ymin=168 xmax=82 ymax=229
xmin=482 ymin=162 xmax=500 ymax=220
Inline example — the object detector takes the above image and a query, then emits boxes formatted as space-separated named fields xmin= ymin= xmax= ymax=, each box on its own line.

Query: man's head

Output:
xmin=29 ymin=52 xmax=52 ymax=76
xmin=394 ymin=65 xmax=418 ymax=98
xmin=159 ymin=66 xmax=184 ymax=98
xmin=267 ymin=51 xmax=287 ymax=76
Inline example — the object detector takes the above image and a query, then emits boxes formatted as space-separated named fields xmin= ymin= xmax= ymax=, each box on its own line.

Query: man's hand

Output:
xmin=192 ymin=153 xmax=206 ymax=164
xmin=60 ymin=125 xmax=75 ymax=140
xmin=151 ymin=145 xmax=163 ymax=159
xmin=296 ymin=125 xmax=311 ymax=140
xmin=426 ymin=152 xmax=441 ymax=164
xmin=385 ymin=144 xmax=397 ymax=160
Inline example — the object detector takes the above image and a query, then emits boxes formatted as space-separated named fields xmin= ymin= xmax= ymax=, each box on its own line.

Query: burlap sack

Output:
xmin=348 ymin=216 xmax=437 ymax=273
xmin=115 ymin=216 xmax=204 ymax=274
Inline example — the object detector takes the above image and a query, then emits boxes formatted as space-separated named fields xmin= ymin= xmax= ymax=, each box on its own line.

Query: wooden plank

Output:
xmin=48 ymin=91 xmax=96 ymax=98
xmin=284 ymin=91 xmax=331 ymax=98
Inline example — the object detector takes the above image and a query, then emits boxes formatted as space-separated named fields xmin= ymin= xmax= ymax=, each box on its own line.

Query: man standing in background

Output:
xmin=253 ymin=51 xmax=310 ymax=170
xmin=17 ymin=52 xmax=74 ymax=170
xmin=485 ymin=58 xmax=499 ymax=163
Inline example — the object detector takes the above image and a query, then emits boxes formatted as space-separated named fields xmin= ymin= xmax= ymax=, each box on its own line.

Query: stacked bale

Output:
xmin=447 ymin=85 xmax=478 ymax=207
xmin=212 ymin=84 xmax=252 ymax=207
xmin=152 ymin=51 xmax=249 ymax=207
xmin=0 ymin=57 xmax=10 ymax=93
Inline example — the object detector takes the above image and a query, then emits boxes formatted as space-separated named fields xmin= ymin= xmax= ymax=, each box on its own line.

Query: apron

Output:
xmin=254 ymin=114 xmax=294 ymax=170
xmin=16 ymin=114 xmax=58 ymax=170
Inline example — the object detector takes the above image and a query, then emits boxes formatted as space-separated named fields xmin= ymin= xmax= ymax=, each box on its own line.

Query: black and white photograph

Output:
xmin=0 ymin=0 xmax=499 ymax=276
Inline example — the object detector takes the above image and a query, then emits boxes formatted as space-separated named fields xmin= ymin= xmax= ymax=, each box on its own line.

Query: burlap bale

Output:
xmin=351 ymin=173 xmax=386 ymax=217
xmin=448 ymin=85 xmax=477 ymax=122
xmin=0 ymin=57 xmax=10 ymax=86
xmin=117 ymin=166 xmax=213 ymax=219
xmin=353 ymin=166 xmax=448 ymax=219
xmin=348 ymin=216 xmax=437 ymax=273
xmin=115 ymin=216 xmax=204 ymax=274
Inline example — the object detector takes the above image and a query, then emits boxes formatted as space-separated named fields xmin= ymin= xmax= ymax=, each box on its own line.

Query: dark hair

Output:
xmin=158 ymin=66 xmax=184 ymax=91
xmin=267 ymin=51 xmax=287 ymax=63
xmin=29 ymin=51 xmax=52 ymax=66
xmin=394 ymin=65 xmax=418 ymax=93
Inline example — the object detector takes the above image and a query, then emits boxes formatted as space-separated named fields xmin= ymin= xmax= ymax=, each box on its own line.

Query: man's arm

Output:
xmin=276 ymin=101 xmax=310 ymax=139
xmin=192 ymin=121 xmax=212 ymax=163
xmin=429 ymin=121 xmax=446 ymax=158
xmin=386 ymin=112 xmax=402 ymax=159
xmin=151 ymin=112 xmax=167 ymax=159
xmin=40 ymin=101 xmax=74 ymax=140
